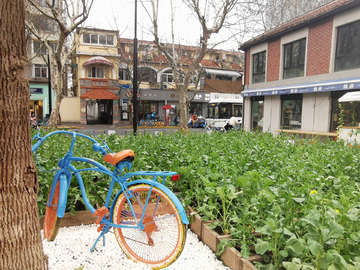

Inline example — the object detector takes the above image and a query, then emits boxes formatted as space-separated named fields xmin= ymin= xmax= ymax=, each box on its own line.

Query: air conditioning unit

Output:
xmin=163 ymin=83 xmax=169 ymax=89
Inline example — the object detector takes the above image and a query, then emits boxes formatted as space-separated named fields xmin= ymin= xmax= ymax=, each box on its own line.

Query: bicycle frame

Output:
xmin=32 ymin=131 xmax=189 ymax=230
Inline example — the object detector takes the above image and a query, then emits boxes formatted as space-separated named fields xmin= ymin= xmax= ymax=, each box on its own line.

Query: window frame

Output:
xmin=280 ymin=94 xmax=303 ymax=130
xmin=335 ymin=20 xmax=360 ymax=72
xmin=82 ymin=33 xmax=115 ymax=46
xmin=118 ymin=68 xmax=131 ymax=80
xmin=252 ymin=51 xmax=266 ymax=83
xmin=251 ymin=96 xmax=264 ymax=131
xmin=88 ymin=66 xmax=105 ymax=78
xmin=34 ymin=64 xmax=48 ymax=78
xmin=283 ymin=38 xmax=306 ymax=79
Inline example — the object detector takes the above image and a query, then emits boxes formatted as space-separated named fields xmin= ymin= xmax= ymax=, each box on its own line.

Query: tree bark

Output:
xmin=0 ymin=0 xmax=46 ymax=269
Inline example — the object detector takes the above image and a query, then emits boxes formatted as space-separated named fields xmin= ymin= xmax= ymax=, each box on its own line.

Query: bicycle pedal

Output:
xmin=93 ymin=207 xmax=109 ymax=225
xmin=97 ymin=224 xmax=105 ymax=232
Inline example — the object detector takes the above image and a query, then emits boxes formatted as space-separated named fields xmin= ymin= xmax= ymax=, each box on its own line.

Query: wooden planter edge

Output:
xmin=39 ymin=210 xmax=96 ymax=229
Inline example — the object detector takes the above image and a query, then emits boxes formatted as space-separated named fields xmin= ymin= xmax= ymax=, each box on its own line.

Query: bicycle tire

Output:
xmin=113 ymin=184 xmax=186 ymax=269
xmin=44 ymin=181 xmax=62 ymax=241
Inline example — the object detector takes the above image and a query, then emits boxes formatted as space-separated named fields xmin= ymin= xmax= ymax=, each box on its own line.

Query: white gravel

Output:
xmin=42 ymin=224 xmax=231 ymax=270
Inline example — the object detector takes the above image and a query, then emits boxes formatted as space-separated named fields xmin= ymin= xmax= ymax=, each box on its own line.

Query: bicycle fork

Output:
xmin=48 ymin=170 xmax=72 ymax=219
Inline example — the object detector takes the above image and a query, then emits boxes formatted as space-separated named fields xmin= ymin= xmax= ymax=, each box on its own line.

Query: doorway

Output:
xmin=86 ymin=99 xmax=113 ymax=125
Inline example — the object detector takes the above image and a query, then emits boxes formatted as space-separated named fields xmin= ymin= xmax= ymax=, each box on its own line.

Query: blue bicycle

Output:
xmin=32 ymin=130 xmax=188 ymax=269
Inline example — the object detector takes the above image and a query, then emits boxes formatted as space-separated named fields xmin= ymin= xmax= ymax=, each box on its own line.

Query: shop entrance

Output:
xmin=138 ymin=101 xmax=158 ymax=120
xmin=81 ymin=89 xmax=119 ymax=125
xmin=29 ymin=100 xmax=44 ymax=119
xmin=86 ymin=99 xmax=113 ymax=125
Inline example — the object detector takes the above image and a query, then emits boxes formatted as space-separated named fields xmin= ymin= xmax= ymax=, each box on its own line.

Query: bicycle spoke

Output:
xmin=113 ymin=184 xmax=186 ymax=268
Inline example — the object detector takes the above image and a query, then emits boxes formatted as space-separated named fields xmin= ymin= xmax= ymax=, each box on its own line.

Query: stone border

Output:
xmin=186 ymin=206 xmax=263 ymax=270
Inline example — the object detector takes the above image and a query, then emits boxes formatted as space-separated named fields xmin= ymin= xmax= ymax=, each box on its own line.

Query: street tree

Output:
xmin=144 ymin=0 xmax=238 ymax=130
xmin=0 ymin=0 xmax=46 ymax=269
xmin=246 ymin=0 xmax=336 ymax=32
xmin=25 ymin=0 xmax=94 ymax=128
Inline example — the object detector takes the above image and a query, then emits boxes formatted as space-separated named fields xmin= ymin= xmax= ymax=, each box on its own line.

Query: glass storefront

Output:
xmin=281 ymin=94 xmax=302 ymax=130
xmin=137 ymin=101 xmax=158 ymax=120
xmin=251 ymin=97 xmax=264 ymax=131
xmin=189 ymin=103 xmax=203 ymax=116
xmin=331 ymin=91 xmax=360 ymax=132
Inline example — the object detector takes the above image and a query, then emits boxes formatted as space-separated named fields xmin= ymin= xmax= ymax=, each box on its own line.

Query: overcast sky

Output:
xmin=85 ymin=0 xmax=241 ymax=51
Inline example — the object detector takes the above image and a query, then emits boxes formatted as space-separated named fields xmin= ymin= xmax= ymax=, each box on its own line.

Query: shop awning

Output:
xmin=204 ymin=68 xmax=242 ymax=78
xmin=242 ymin=77 xmax=360 ymax=97
xmin=339 ymin=91 xmax=360 ymax=102
xmin=162 ymin=104 xmax=173 ymax=110
xmin=83 ymin=56 xmax=114 ymax=68
xmin=80 ymin=89 xmax=118 ymax=100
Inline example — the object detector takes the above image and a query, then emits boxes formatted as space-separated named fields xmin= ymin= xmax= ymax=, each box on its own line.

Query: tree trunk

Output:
xmin=0 ymin=1 xmax=46 ymax=269
xmin=178 ymin=85 xmax=189 ymax=130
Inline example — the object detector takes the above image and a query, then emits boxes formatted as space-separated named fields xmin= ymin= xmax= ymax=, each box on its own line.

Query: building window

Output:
xmin=162 ymin=70 xmax=174 ymax=83
xmin=283 ymin=39 xmax=306 ymax=79
xmin=252 ymin=51 xmax=266 ymax=83
xmin=216 ymin=74 xmax=233 ymax=81
xmin=119 ymin=68 xmax=130 ymax=80
xmin=330 ymin=91 xmax=360 ymax=132
xmin=335 ymin=20 xmax=360 ymax=72
xmin=34 ymin=65 xmax=48 ymax=78
xmin=83 ymin=33 xmax=115 ymax=46
xmin=251 ymin=96 xmax=264 ymax=131
xmin=138 ymin=67 xmax=157 ymax=82
xmin=281 ymin=94 xmax=303 ymax=130
xmin=33 ymin=40 xmax=47 ymax=54
xmin=88 ymin=66 xmax=105 ymax=78
xmin=33 ymin=40 xmax=58 ymax=54
xmin=32 ymin=16 xmax=57 ymax=32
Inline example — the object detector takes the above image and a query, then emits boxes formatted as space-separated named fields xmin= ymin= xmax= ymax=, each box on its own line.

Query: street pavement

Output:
xmin=58 ymin=121 xmax=204 ymax=136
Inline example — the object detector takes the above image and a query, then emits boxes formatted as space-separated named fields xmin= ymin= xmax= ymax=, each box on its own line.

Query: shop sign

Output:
xmin=30 ymin=88 xmax=43 ymax=94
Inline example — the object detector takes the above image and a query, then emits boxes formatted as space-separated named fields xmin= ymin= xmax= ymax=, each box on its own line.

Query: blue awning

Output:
xmin=241 ymin=77 xmax=360 ymax=97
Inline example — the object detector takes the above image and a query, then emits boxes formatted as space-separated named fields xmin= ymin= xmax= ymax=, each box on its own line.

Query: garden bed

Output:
xmin=186 ymin=206 xmax=261 ymax=270
xmin=34 ymin=130 xmax=360 ymax=270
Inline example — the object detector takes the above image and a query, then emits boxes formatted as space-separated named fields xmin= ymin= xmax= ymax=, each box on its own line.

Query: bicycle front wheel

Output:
xmin=43 ymin=181 xmax=62 ymax=241
xmin=113 ymin=184 xmax=186 ymax=269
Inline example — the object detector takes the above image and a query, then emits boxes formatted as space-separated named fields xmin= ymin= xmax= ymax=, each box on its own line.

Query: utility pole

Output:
xmin=132 ymin=0 xmax=138 ymax=135
xmin=41 ymin=44 xmax=52 ymax=116
xmin=47 ymin=48 xmax=52 ymax=114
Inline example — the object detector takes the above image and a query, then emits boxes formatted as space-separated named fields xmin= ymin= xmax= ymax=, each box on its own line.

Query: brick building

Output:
xmin=64 ymin=29 xmax=244 ymax=125
xmin=240 ymin=0 xmax=360 ymax=135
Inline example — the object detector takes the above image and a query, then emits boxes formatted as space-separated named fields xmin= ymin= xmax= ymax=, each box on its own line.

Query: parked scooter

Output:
xmin=188 ymin=115 xmax=206 ymax=128
xmin=204 ymin=121 xmax=225 ymax=134
xmin=223 ymin=120 xmax=241 ymax=133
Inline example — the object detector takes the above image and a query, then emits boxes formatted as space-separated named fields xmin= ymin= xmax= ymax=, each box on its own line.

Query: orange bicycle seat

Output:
xmin=104 ymin=149 xmax=135 ymax=166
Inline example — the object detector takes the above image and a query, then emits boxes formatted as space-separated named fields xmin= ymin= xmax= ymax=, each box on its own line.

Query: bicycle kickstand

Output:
xmin=90 ymin=224 xmax=111 ymax=252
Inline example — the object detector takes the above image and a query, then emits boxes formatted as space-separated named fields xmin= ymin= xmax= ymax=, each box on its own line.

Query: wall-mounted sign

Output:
xmin=29 ymin=88 xmax=43 ymax=94
xmin=81 ymin=107 xmax=86 ymax=113
xmin=122 ymin=112 xmax=128 ymax=119
xmin=92 ymin=81 xmax=107 ymax=86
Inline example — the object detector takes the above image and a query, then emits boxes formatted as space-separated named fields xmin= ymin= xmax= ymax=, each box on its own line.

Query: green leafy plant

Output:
xmin=32 ymin=130 xmax=360 ymax=269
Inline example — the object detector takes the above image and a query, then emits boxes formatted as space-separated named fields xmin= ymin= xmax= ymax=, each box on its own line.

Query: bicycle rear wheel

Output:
xmin=44 ymin=181 xmax=62 ymax=241
xmin=113 ymin=184 xmax=186 ymax=269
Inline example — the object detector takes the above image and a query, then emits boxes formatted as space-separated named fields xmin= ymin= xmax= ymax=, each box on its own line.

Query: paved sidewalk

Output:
xmin=57 ymin=121 xmax=184 ymax=136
